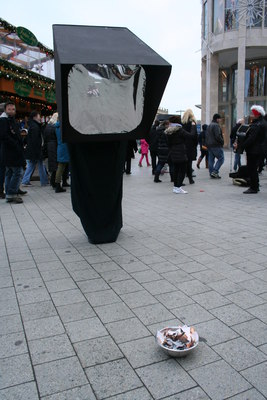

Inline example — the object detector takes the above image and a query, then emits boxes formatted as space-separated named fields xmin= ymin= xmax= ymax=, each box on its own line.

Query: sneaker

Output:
xmin=17 ymin=189 xmax=27 ymax=195
xmin=22 ymin=182 xmax=32 ymax=187
xmin=173 ymin=187 xmax=188 ymax=194
xmin=243 ymin=188 xmax=257 ymax=194
xmin=211 ymin=172 xmax=221 ymax=179
xmin=6 ymin=196 xmax=23 ymax=203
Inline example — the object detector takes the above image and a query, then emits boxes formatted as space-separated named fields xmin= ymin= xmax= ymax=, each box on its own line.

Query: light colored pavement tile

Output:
xmin=192 ymin=290 xmax=231 ymax=309
xmin=0 ymin=287 xmax=16 ymax=301
xmin=74 ymin=336 xmax=123 ymax=367
xmin=0 ymin=298 xmax=19 ymax=316
xmin=210 ymin=304 xmax=254 ymax=326
xmin=226 ymin=290 xmax=266 ymax=309
xmin=213 ymin=337 xmax=267 ymax=371
xmin=176 ymin=279 xmax=211 ymax=295
xmin=29 ymin=334 xmax=75 ymax=365
xmin=110 ymin=279 xmax=143 ymax=295
xmin=0 ymin=382 xmax=39 ymax=400
xmin=121 ymin=261 xmax=149 ymax=273
xmin=68 ymin=268 xmax=100 ymax=280
xmin=120 ymin=290 xmax=158 ymax=308
xmin=24 ymin=316 xmax=65 ymax=340
xmin=106 ymin=318 xmax=151 ymax=343
xmin=155 ymin=290 xmax=194 ymax=309
xmin=207 ymin=279 xmax=242 ymax=295
xmin=100 ymin=269 xmax=131 ymax=283
xmin=142 ymin=280 xmax=177 ymax=295
xmin=239 ymin=278 xmax=267 ymax=294
xmin=86 ymin=359 xmax=142 ymax=399
xmin=189 ymin=360 xmax=251 ymax=400
xmin=178 ymin=261 xmax=207 ymax=274
xmin=0 ymin=314 xmax=23 ymax=334
xmin=119 ymin=336 xmax=169 ymax=368
xmin=45 ymin=278 xmax=77 ymax=293
xmin=14 ymin=277 xmax=45 ymax=292
xmin=191 ymin=270 xmax=225 ymax=284
xmin=163 ymin=387 xmax=209 ymax=399
xmin=40 ymin=269 xmax=70 ymax=282
xmin=107 ymin=387 xmax=153 ymax=399
xmin=163 ymin=270 xmax=194 ymax=285
xmin=133 ymin=303 xmax=174 ymax=325
xmin=232 ymin=319 xmax=267 ymax=346
xmin=34 ymin=356 xmax=88 ymax=397
xmin=226 ymin=389 xmax=267 ymax=400
xmin=247 ymin=303 xmax=267 ymax=323
xmin=172 ymin=303 xmax=214 ymax=325
xmin=252 ymin=269 xmax=267 ymax=282
xmin=194 ymin=319 xmax=239 ymax=346
xmin=77 ymin=278 xmax=109 ymax=293
xmin=241 ymin=362 xmax=267 ymax=398
xmin=41 ymin=385 xmax=96 ymax=400
xmin=51 ymin=289 xmax=85 ymax=306
xmin=130 ymin=270 xmax=161 ymax=283
xmin=57 ymin=301 xmax=95 ymax=323
xmin=84 ymin=254 xmax=111 ymax=264
xmin=17 ymin=288 xmax=50 ymax=305
xmin=65 ymin=317 xmax=107 ymax=342
xmin=20 ymin=301 xmax=57 ymax=322
xmin=85 ymin=289 xmax=120 ymax=307
xmin=91 ymin=261 xmax=121 ymax=273
xmin=95 ymin=301 xmax=134 ymax=323
xmin=222 ymin=269 xmax=252 ymax=283
xmin=177 ymin=341 xmax=221 ymax=371
xmin=136 ymin=359 xmax=195 ymax=399
xmin=0 ymin=276 xmax=13 ymax=288
xmin=0 ymin=354 xmax=34 ymax=389
xmin=150 ymin=261 xmax=178 ymax=274
xmin=10 ymin=260 xmax=37 ymax=271
xmin=0 ymin=332 xmax=27 ymax=358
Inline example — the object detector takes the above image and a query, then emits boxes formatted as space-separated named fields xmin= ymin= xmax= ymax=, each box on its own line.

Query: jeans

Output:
xmin=233 ymin=153 xmax=241 ymax=171
xmin=5 ymin=167 xmax=24 ymax=198
xmin=22 ymin=160 xmax=48 ymax=186
xmin=208 ymin=147 xmax=224 ymax=175
xmin=0 ymin=165 xmax=5 ymax=192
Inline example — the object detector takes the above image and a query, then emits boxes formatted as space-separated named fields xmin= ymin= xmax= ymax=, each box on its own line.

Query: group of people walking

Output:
xmin=0 ymin=102 xmax=70 ymax=204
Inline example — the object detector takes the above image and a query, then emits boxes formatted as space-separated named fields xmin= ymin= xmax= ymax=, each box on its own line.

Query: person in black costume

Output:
xmin=181 ymin=109 xmax=198 ymax=184
xmin=124 ymin=140 xmax=137 ymax=174
xmin=148 ymin=120 xmax=160 ymax=174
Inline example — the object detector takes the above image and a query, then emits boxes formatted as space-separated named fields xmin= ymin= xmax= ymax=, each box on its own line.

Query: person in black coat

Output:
xmin=124 ymin=140 xmax=137 ymax=174
xmin=236 ymin=105 xmax=266 ymax=194
xmin=0 ymin=102 xmax=25 ymax=203
xmin=148 ymin=120 xmax=160 ymax=174
xmin=21 ymin=111 xmax=48 ymax=186
xmin=153 ymin=120 xmax=170 ymax=182
xmin=181 ymin=109 xmax=198 ymax=184
xmin=196 ymin=124 xmax=209 ymax=169
xmin=44 ymin=113 xmax=58 ymax=188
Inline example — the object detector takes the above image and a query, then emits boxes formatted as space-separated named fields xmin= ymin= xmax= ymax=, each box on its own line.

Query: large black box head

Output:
xmin=53 ymin=24 xmax=171 ymax=142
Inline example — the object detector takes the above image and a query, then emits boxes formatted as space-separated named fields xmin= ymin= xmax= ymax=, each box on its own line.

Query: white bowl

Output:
xmin=156 ymin=326 xmax=199 ymax=358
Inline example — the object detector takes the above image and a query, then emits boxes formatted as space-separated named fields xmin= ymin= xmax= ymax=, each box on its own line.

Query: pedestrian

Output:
xmin=148 ymin=120 xmax=160 ymax=174
xmin=153 ymin=120 xmax=170 ymax=182
xmin=124 ymin=140 xmax=137 ymax=174
xmin=166 ymin=116 xmax=196 ymax=194
xmin=235 ymin=105 xmax=266 ymax=194
xmin=181 ymin=109 xmax=198 ymax=184
xmin=54 ymin=120 xmax=70 ymax=193
xmin=43 ymin=112 xmax=58 ymax=188
xmin=206 ymin=113 xmax=224 ymax=179
xmin=0 ymin=102 xmax=25 ymax=203
xmin=230 ymin=119 xmax=244 ymax=171
xmin=21 ymin=111 xmax=48 ymax=187
xmin=196 ymin=124 xmax=209 ymax=169
xmin=138 ymin=138 xmax=150 ymax=167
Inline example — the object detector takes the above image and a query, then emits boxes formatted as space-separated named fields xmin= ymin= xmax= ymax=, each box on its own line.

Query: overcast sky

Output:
xmin=2 ymin=0 xmax=202 ymax=118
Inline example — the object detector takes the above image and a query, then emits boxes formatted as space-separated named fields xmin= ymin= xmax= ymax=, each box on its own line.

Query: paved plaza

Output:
xmin=0 ymin=151 xmax=267 ymax=400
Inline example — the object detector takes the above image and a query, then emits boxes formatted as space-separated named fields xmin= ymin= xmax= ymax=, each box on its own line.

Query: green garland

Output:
xmin=0 ymin=59 xmax=55 ymax=92
xmin=0 ymin=18 xmax=54 ymax=57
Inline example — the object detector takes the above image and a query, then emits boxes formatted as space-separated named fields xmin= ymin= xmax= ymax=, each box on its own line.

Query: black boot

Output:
xmin=154 ymin=172 xmax=162 ymax=183
xmin=62 ymin=180 xmax=71 ymax=187
xmin=55 ymin=183 xmax=66 ymax=193
xmin=50 ymin=171 xmax=56 ymax=189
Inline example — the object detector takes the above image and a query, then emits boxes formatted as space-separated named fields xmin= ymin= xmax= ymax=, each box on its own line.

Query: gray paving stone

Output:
xmin=239 ymin=278 xmax=267 ymax=295
xmin=74 ymin=336 xmax=123 ymax=367
xmin=133 ymin=303 xmax=174 ymax=325
xmin=121 ymin=261 xmax=149 ymax=273
xmin=17 ymin=287 xmax=50 ymax=305
xmin=227 ymin=389 xmax=267 ymax=400
xmin=10 ymin=260 xmax=37 ymax=271
xmin=41 ymin=384 xmax=96 ymax=400
xmin=91 ymin=261 xmax=122 ymax=273
xmin=176 ymin=279 xmax=211 ymax=295
xmin=178 ymin=261 xmax=207 ymax=273
xmin=85 ymin=289 xmax=120 ymax=307
xmin=142 ymin=280 xmax=177 ymax=295
xmin=0 ymin=382 xmax=39 ymax=400
xmin=213 ymin=337 xmax=267 ymax=371
xmin=210 ymin=303 xmax=254 ymax=326
xmin=107 ymin=387 xmax=153 ymax=399
xmin=0 ymin=354 xmax=34 ymax=389
xmin=177 ymin=341 xmax=221 ymax=371
xmin=194 ymin=319 xmax=239 ymax=346
xmin=110 ymin=279 xmax=143 ymax=294
xmin=51 ymin=289 xmax=85 ymax=306
xmin=207 ymin=279 xmax=243 ymax=295
xmin=226 ymin=290 xmax=266 ymax=309
xmin=163 ymin=387 xmax=209 ymax=399
xmin=136 ymin=359 xmax=196 ymax=399
xmin=241 ymin=362 xmax=267 ymax=398
xmin=45 ymin=278 xmax=77 ymax=293
xmin=121 ymin=335 xmax=170 ymax=368
xmin=15 ymin=277 xmax=45 ymax=292
xmin=163 ymin=270 xmax=194 ymax=285
xmin=0 ymin=314 xmax=23 ymax=334
xmin=57 ymin=301 xmax=95 ymax=323
xmin=106 ymin=317 xmax=151 ymax=343
xmin=0 ymin=298 xmax=19 ymax=316
xmin=121 ymin=290 xmax=158 ymax=309
xmin=130 ymin=270 xmax=162 ymax=283
xmin=100 ymin=269 xmax=132 ymax=283
xmin=20 ymin=300 xmax=57 ymax=322
xmin=232 ymin=319 xmax=267 ymax=346
xmin=95 ymin=301 xmax=134 ymax=323
xmin=192 ymin=290 xmax=231 ymax=309
xmin=40 ymin=269 xmax=70 ymax=282
xmin=189 ymin=360 xmax=251 ymax=400
xmin=0 ymin=332 xmax=28 ymax=358
xmin=248 ymin=303 xmax=267 ymax=323
xmin=34 ymin=356 xmax=88 ymax=397
xmin=29 ymin=334 xmax=75 ymax=365
xmin=84 ymin=253 xmax=111 ymax=264
xmin=172 ymin=303 xmax=214 ymax=325
xmin=65 ymin=317 xmax=107 ymax=342
xmin=258 ymin=343 xmax=267 ymax=355
xmin=77 ymin=278 xmax=109 ymax=293
xmin=86 ymin=359 xmax=142 ymax=399
xmin=68 ymin=267 xmax=99 ymax=280
xmin=12 ymin=268 xmax=41 ymax=280
xmin=0 ymin=276 xmax=13 ymax=289
xmin=253 ymin=269 xmax=267 ymax=282
xmin=24 ymin=316 xmax=65 ymax=340
xmin=0 ymin=287 xmax=16 ymax=301
xmin=191 ymin=270 xmax=225 ymax=284
xmin=155 ymin=290 xmax=194 ymax=309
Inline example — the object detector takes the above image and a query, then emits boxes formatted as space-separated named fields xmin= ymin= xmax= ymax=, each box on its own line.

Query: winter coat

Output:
xmin=239 ymin=116 xmax=266 ymax=155
xmin=199 ymin=124 xmax=208 ymax=148
xmin=0 ymin=114 xmax=25 ymax=167
xmin=44 ymin=123 xmax=57 ymax=172
xmin=55 ymin=122 xmax=70 ymax=163
xmin=182 ymin=121 xmax=198 ymax=160
xmin=166 ymin=124 xmax=195 ymax=163
xmin=125 ymin=140 xmax=137 ymax=160
xmin=148 ymin=125 xmax=160 ymax=152
xmin=24 ymin=119 xmax=43 ymax=160
xmin=140 ymin=139 xmax=149 ymax=154
xmin=206 ymin=121 xmax=224 ymax=148
xmin=157 ymin=126 xmax=169 ymax=164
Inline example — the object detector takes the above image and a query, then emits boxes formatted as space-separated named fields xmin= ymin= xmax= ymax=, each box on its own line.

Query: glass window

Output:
xmin=246 ymin=0 xmax=263 ymax=28
xmin=213 ymin=0 xmax=224 ymax=34
xmin=225 ymin=0 xmax=239 ymax=31
xmin=203 ymin=1 xmax=208 ymax=39
xmin=245 ymin=64 xmax=267 ymax=97
xmin=232 ymin=69 xmax=238 ymax=99
xmin=219 ymin=69 xmax=230 ymax=102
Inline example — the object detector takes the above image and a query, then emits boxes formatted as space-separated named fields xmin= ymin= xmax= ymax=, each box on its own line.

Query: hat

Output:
xmin=212 ymin=113 xmax=221 ymax=121
xmin=251 ymin=105 xmax=265 ymax=117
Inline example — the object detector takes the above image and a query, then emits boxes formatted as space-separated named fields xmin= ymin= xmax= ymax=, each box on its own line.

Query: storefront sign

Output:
xmin=45 ymin=90 xmax=56 ymax=103
xmin=14 ymin=81 xmax=32 ymax=97
xmin=17 ymin=27 xmax=38 ymax=47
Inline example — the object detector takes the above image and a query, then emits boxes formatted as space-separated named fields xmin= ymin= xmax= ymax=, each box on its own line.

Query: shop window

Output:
xmin=232 ymin=69 xmax=238 ymax=99
xmin=245 ymin=64 xmax=267 ymax=97
xmin=219 ymin=69 xmax=230 ymax=102
xmin=203 ymin=1 xmax=208 ymax=39
xmin=225 ymin=0 xmax=239 ymax=31
xmin=246 ymin=0 xmax=263 ymax=28
xmin=213 ymin=0 xmax=224 ymax=34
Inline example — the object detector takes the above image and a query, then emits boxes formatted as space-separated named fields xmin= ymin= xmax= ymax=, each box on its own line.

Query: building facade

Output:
xmin=201 ymin=0 xmax=267 ymax=145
